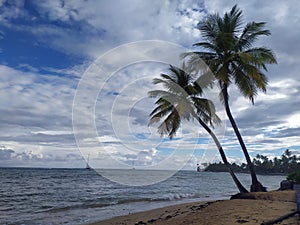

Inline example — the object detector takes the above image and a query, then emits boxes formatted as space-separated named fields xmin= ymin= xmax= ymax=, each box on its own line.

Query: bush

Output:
xmin=287 ymin=171 xmax=300 ymax=184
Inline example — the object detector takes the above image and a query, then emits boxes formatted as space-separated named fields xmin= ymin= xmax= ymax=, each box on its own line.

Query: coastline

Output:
xmin=86 ymin=190 xmax=297 ymax=225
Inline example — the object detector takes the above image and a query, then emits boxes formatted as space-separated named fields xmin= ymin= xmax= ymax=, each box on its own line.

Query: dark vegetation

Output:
xmin=204 ymin=149 xmax=300 ymax=174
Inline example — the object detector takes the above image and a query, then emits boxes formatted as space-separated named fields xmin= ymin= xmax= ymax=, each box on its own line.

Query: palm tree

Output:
xmin=148 ymin=65 xmax=248 ymax=193
xmin=183 ymin=5 xmax=277 ymax=191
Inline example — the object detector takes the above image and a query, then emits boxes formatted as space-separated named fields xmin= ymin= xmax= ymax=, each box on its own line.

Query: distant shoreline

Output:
xmin=203 ymin=170 xmax=288 ymax=176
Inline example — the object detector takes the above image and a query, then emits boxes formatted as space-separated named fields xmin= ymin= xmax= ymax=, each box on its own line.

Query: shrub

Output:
xmin=287 ymin=171 xmax=300 ymax=184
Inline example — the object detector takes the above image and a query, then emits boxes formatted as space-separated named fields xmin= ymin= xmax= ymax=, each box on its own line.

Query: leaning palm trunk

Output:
xmin=222 ymin=87 xmax=266 ymax=192
xmin=198 ymin=117 xmax=248 ymax=193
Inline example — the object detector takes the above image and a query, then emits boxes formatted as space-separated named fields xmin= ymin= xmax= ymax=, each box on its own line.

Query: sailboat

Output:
xmin=86 ymin=154 xmax=91 ymax=170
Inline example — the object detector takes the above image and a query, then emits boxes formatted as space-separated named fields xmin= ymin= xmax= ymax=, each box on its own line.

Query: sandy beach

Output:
xmin=87 ymin=190 xmax=298 ymax=225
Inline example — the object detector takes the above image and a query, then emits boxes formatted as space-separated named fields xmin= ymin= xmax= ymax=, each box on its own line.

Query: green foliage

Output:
xmin=287 ymin=171 xmax=300 ymax=184
xmin=205 ymin=162 xmax=245 ymax=173
xmin=204 ymin=149 xmax=300 ymax=174
xmin=204 ymin=162 xmax=227 ymax=172
xmin=148 ymin=65 xmax=220 ymax=139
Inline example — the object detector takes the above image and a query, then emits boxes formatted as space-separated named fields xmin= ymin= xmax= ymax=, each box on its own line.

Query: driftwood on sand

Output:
xmin=261 ymin=211 xmax=298 ymax=225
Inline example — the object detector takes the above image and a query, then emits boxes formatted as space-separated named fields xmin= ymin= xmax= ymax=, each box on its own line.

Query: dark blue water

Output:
xmin=0 ymin=168 xmax=286 ymax=225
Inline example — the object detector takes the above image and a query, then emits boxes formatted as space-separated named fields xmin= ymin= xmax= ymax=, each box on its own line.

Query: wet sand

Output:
xmin=86 ymin=190 xmax=298 ymax=225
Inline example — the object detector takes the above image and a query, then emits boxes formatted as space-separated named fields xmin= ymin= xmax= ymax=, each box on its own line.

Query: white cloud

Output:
xmin=1 ymin=0 xmax=300 ymax=169
xmin=0 ymin=0 xmax=27 ymax=25
xmin=96 ymin=135 xmax=121 ymax=143
xmin=1 ymin=0 xmax=206 ymax=59
xmin=0 ymin=65 xmax=81 ymax=161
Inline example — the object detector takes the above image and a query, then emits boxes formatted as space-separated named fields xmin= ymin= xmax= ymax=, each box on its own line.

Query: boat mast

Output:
xmin=86 ymin=154 xmax=91 ymax=169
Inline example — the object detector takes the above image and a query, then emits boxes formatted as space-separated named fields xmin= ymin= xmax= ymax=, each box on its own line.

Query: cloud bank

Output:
xmin=0 ymin=0 xmax=299 ymax=169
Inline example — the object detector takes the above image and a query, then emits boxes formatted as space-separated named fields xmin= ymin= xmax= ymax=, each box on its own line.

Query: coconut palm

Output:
xmin=148 ymin=65 xmax=248 ymax=193
xmin=183 ymin=5 xmax=277 ymax=191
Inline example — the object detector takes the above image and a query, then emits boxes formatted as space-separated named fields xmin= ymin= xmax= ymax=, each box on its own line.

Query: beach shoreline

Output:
xmin=86 ymin=190 xmax=298 ymax=225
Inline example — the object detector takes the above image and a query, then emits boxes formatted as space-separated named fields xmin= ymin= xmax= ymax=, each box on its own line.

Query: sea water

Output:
xmin=0 ymin=168 xmax=286 ymax=225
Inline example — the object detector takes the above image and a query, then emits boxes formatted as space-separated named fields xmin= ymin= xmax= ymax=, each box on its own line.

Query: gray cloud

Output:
xmin=0 ymin=0 xmax=299 ymax=168
xmin=0 ymin=133 xmax=75 ymax=145
xmin=273 ymin=128 xmax=300 ymax=138
xmin=0 ymin=146 xmax=15 ymax=160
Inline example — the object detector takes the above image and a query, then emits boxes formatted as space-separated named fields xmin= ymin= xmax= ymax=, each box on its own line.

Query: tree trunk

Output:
xmin=222 ymin=86 xmax=266 ymax=192
xmin=198 ymin=118 xmax=248 ymax=193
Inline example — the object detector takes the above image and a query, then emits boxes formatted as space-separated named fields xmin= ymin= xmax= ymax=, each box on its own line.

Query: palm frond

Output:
xmin=169 ymin=65 xmax=190 ymax=87
xmin=226 ymin=4 xmax=243 ymax=33
xmin=160 ymin=73 xmax=175 ymax=82
xmin=157 ymin=108 xmax=181 ymax=139
xmin=181 ymin=51 xmax=219 ymax=75
xmin=198 ymin=13 xmax=222 ymax=43
xmin=149 ymin=104 xmax=173 ymax=125
xmin=233 ymin=51 xmax=270 ymax=96
xmin=236 ymin=22 xmax=270 ymax=51
xmin=192 ymin=97 xmax=220 ymax=126
xmin=244 ymin=47 xmax=277 ymax=69
xmin=193 ymin=70 xmax=215 ymax=93
xmin=231 ymin=62 xmax=259 ymax=103
xmin=151 ymin=77 xmax=186 ymax=95
xmin=193 ymin=42 xmax=219 ymax=52
xmin=149 ymin=98 xmax=171 ymax=117
xmin=150 ymin=93 xmax=186 ymax=114
xmin=148 ymin=90 xmax=173 ymax=98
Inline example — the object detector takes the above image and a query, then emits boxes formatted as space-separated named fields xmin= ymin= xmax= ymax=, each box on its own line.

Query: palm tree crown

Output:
xmin=185 ymin=4 xmax=277 ymax=103
xmin=148 ymin=65 xmax=219 ymax=138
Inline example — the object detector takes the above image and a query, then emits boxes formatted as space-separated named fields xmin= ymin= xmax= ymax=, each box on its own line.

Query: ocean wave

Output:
xmin=38 ymin=193 xmax=203 ymax=214
xmin=155 ymin=193 xmax=202 ymax=201
xmin=115 ymin=193 xmax=203 ymax=204
xmin=41 ymin=202 xmax=114 ymax=213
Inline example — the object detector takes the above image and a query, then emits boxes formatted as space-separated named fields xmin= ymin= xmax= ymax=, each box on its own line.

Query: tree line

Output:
xmin=204 ymin=149 xmax=300 ymax=174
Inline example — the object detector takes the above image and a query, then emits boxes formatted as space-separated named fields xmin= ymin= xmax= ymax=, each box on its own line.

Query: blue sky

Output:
xmin=0 ymin=0 xmax=300 ymax=170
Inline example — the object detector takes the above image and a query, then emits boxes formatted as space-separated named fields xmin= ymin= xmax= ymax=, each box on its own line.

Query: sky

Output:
xmin=0 ymin=0 xmax=300 ymax=171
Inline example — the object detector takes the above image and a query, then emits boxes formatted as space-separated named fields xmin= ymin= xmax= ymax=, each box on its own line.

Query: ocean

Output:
xmin=0 ymin=168 xmax=286 ymax=225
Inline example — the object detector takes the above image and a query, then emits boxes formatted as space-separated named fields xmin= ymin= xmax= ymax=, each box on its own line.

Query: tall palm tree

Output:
xmin=183 ymin=5 xmax=277 ymax=191
xmin=148 ymin=65 xmax=248 ymax=193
